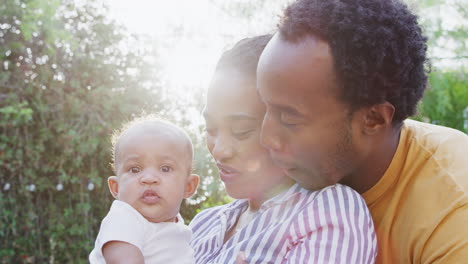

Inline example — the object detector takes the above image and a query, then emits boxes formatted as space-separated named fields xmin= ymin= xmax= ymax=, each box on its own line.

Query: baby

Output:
xmin=89 ymin=117 xmax=199 ymax=264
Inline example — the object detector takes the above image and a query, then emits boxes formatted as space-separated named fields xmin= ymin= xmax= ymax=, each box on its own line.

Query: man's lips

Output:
xmin=269 ymin=154 xmax=296 ymax=173
xmin=141 ymin=189 xmax=160 ymax=204
xmin=270 ymin=156 xmax=290 ymax=169
xmin=217 ymin=163 xmax=240 ymax=183
xmin=282 ymin=167 xmax=298 ymax=175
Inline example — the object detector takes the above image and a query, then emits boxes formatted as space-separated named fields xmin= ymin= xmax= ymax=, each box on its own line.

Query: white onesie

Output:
xmin=89 ymin=200 xmax=194 ymax=264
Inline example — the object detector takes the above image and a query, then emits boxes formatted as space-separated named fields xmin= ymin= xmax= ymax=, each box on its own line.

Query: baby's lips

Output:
xmin=142 ymin=189 xmax=161 ymax=204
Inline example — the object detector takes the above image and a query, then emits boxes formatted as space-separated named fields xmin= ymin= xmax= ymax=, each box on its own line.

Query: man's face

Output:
xmin=257 ymin=34 xmax=362 ymax=190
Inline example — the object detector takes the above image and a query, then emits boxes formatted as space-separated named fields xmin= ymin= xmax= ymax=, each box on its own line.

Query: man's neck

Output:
xmin=344 ymin=125 xmax=402 ymax=194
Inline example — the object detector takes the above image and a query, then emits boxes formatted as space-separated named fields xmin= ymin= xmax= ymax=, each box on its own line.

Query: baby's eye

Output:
xmin=161 ymin=165 xmax=173 ymax=173
xmin=130 ymin=167 xmax=141 ymax=173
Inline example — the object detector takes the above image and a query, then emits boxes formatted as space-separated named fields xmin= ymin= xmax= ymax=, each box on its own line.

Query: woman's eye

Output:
xmin=233 ymin=130 xmax=254 ymax=139
xmin=205 ymin=128 xmax=216 ymax=137
xmin=130 ymin=167 xmax=141 ymax=173
xmin=161 ymin=165 xmax=172 ymax=173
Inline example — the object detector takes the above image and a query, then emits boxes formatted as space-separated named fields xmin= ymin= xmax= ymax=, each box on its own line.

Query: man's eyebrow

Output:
xmin=270 ymin=103 xmax=303 ymax=116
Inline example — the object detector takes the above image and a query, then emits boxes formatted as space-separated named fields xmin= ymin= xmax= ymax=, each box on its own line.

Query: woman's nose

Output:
xmin=211 ymin=137 xmax=234 ymax=162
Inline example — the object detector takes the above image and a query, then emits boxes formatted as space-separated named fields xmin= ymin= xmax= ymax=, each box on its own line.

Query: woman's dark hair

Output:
xmin=215 ymin=34 xmax=273 ymax=80
xmin=279 ymin=0 xmax=429 ymax=123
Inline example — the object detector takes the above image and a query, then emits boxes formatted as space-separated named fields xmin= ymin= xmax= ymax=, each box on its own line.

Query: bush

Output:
xmin=413 ymin=70 xmax=468 ymax=133
xmin=0 ymin=1 xmax=227 ymax=262
xmin=0 ymin=0 xmax=162 ymax=262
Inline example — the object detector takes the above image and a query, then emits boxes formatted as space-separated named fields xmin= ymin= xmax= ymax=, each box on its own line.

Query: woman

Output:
xmin=189 ymin=35 xmax=377 ymax=263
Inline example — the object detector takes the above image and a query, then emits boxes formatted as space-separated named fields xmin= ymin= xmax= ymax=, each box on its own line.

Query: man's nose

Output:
xmin=260 ymin=112 xmax=283 ymax=152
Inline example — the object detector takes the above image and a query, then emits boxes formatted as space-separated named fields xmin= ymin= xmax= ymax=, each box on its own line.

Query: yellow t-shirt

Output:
xmin=362 ymin=119 xmax=468 ymax=263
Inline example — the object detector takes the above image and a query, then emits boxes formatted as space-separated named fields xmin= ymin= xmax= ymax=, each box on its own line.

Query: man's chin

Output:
xmin=287 ymin=169 xmax=330 ymax=191
xmin=296 ymin=180 xmax=325 ymax=191
xmin=282 ymin=167 xmax=303 ymax=183
xmin=280 ymin=166 xmax=296 ymax=176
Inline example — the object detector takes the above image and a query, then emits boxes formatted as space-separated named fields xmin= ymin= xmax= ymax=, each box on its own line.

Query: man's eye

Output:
xmin=280 ymin=112 xmax=300 ymax=127
xmin=161 ymin=165 xmax=172 ymax=173
xmin=130 ymin=167 xmax=141 ymax=173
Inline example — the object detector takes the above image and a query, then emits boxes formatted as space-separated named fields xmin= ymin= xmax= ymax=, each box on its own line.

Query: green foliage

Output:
xmin=0 ymin=0 xmax=164 ymax=262
xmin=0 ymin=0 xmax=226 ymax=262
xmin=416 ymin=0 xmax=467 ymax=66
xmin=414 ymin=70 xmax=468 ymax=132
xmin=411 ymin=0 xmax=468 ymax=132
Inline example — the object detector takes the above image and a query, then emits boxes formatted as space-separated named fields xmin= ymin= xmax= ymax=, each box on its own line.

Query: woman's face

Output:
xmin=203 ymin=70 xmax=293 ymax=201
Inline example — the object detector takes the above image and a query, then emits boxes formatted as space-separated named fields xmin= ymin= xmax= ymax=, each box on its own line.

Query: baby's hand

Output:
xmin=235 ymin=251 xmax=248 ymax=264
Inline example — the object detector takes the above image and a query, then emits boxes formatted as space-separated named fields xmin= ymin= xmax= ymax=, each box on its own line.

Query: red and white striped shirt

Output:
xmin=190 ymin=183 xmax=377 ymax=263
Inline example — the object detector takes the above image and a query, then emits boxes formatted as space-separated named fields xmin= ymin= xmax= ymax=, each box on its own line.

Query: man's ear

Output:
xmin=184 ymin=174 xmax=200 ymax=198
xmin=108 ymin=176 xmax=119 ymax=199
xmin=362 ymin=102 xmax=395 ymax=135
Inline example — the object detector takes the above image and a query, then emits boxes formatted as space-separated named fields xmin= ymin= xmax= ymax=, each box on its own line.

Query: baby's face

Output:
xmin=111 ymin=125 xmax=194 ymax=223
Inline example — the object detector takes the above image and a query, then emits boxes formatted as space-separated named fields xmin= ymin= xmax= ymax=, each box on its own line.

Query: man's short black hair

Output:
xmin=279 ymin=0 xmax=429 ymax=123
xmin=215 ymin=34 xmax=273 ymax=80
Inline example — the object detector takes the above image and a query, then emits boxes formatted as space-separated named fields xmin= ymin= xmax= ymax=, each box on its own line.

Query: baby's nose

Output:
xmin=141 ymin=169 xmax=160 ymax=184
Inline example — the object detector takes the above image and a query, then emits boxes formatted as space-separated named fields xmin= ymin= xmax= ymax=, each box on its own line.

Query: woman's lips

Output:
xmin=142 ymin=189 xmax=160 ymax=204
xmin=217 ymin=163 xmax=240 ymax=183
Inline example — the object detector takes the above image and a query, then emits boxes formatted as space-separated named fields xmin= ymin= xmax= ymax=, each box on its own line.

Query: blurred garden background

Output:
xmin=0 ymin=0 xmax=466 ymax=262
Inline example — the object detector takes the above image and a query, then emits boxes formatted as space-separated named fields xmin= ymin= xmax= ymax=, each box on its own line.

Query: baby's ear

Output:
xmin=184 ymin=174 xmax=199 ymax=198
xmin=107 ymin=176 xmax=119 ymax=199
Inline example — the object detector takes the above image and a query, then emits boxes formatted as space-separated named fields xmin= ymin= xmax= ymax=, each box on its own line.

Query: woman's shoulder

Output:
xmin=288 ymin=184 xmax=375 ymax=243
xmin=189 ymin=200 xmax=243 ymax=228
xmin=192 ymin=204 xmax=226 ymax=220
xmin=300 ymin=183 xmax=366 ymax=206
xmin=293 ymin=183 xmax=371 ymax=222
xmin=317 ymin=183 xmax=364 ymax=201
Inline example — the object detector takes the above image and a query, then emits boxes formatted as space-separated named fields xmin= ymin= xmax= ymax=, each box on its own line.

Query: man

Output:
xmin=257 ymin=0 xmax=468 ymax=263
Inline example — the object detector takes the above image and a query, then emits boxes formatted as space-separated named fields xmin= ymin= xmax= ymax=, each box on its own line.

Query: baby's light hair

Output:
xmin=110 ymin=114 xmax=194 ymax=174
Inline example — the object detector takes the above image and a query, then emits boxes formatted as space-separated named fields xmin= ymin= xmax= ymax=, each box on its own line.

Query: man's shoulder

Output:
xmin=403 ymin=119 xmax=468 ymax=190
xmin=404 ymin=119 xmax=468 ymax=149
